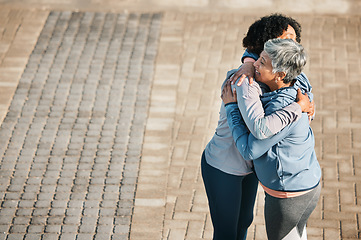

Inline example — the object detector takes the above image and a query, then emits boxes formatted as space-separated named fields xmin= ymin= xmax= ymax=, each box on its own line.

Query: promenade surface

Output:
xmin=0 ymin=1 xmax=360 ymax=240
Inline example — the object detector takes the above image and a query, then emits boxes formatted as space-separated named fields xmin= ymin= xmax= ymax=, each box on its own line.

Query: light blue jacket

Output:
xmin=204 ymin=69 xmax=302 ymax=176
xmin=225 ymin=76 xmax=321 ymax=191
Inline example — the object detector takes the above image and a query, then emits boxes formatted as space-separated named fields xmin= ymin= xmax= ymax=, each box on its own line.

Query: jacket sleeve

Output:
xmin=225 ymin=102 xmax=292 ymax=160
xmin=294 ymin=72 xmax=313 ymax=101
xmin=234 ymin=79 xmax=302 ymax=140
xmin=241 ymin=49 xmax=259 ymax=63
xmin=294 ymin=72 xmax=316 ymax=121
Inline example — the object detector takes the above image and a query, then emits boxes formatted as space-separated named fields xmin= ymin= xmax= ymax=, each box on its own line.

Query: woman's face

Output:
xmin=278 ymin=25 xmax=296 ymax=41
xmin=253 ymin=51 xmax=276 ymax=86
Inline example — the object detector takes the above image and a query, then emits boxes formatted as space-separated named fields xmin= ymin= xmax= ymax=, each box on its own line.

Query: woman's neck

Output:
xmin=269 ymin=81 xmax=291 ymax=91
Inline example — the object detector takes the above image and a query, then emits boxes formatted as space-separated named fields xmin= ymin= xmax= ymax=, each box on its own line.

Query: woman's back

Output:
xmin=253 ymin=86 xmax=321 ymax=191
xmin=253 ymin=113 xmax=320 ymax=191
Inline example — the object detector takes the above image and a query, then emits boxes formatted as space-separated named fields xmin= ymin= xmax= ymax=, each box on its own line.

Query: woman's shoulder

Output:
xmin=221 ymin=68 xmax=239 ymax=89
xmin=262 ymin=87 xmax=297 ymax=114
xmin=294 ymin=72 xmax=312 ymax=92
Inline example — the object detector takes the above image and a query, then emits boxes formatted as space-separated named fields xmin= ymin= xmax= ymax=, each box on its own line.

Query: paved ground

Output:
xmin=0 ymin=1 xmax=360 ymax=240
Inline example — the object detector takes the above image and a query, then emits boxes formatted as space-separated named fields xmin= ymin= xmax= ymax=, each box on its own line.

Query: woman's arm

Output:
xmin=232 ymin=79 xmax=306 ymax=139
xmin=225 ymin=50 xmax=313 ymax=140
xmin=224 ymin=102 xmax=292 ymax=160
xmin=229 ymin=49 xmax=257 ymax=86
xmin=221 ymin=81 xmax=306 ymax=159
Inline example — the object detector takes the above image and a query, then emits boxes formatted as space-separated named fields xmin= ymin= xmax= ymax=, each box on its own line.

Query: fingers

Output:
xmin=227 ymin=81 xmax=232 ymax=95
xmin=236 ymin=74 xmax=245 ymax=86
xmin=228 ymin=81 xmax=237 ymax=101
xmin=221 ymin=80 xmax=238 ymax=104
xmin=231 ymin=62 xmax=255 ymax=86
xmin=221 ymin=87 xmax=225 ymax=101
xmin=221 ymin=80 xmax=230 ymax=96
xmin=296 ymin=89 xmax=311 ymax=113
xmin=296 ymin=88 xmax=302 ymax=100
xmin=307 ymin=100 xmax=315 ymax=117
xmin=230 ymin=72 xmax=241 ymax=85
xmin=233 ymin=87 xmax=237 ymax=101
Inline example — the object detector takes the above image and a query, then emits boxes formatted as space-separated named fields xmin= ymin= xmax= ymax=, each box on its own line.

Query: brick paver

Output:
xmin=0 ymin=2 xmax=361 ymax=240
xmin=0 ymin=11 xmax=162 ymax=239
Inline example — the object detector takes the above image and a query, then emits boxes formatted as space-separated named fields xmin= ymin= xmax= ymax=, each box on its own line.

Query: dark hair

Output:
xmin=242 ymin=14 xmax=302 ymax=56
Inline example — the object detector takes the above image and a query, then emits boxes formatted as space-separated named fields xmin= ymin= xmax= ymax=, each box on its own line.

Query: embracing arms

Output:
xmin=221 ymin=81 xmax=297 ymax=159
xmin=222 ymin=70 xmax=312 ymax=140
xmin=229 ymin=50 xmax=315 ymax=125
xmin=225 ymin=102 xmax=291 ymax=160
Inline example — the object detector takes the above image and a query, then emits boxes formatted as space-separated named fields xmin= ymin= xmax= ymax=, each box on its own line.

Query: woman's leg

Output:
xmin=264 ymin=184 xmax=321 ymax=240
xmin=237 ymin=172 xmax=259 ymax=240
xmin=293 ymin=184 xmax=321 ymax=239
xmin=201 ymin=152 xmax=257 ymax=240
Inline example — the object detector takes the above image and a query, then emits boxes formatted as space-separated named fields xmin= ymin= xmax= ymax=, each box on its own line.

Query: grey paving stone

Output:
xmin=63 ymin=216 xmax=80 ymax=225
xmin=60 ymin=225 xmax=78 ymax=233
xmin=94 ymin=233 xmax=111 ymax=240
xmin=32 ymin=208 xmax=50 ymax=217
xmin=9 ymin=224 xmax=28 ymax=233
xmin=76 ymin=233 xmax=94 ymax=240
xmin=30 ymin=217 xmax=47 ymax=225
xmin=12 ymin=217 xmax=30 ymax=226
xmin=46 ymin=216 xmax=63 ymax=225
xmin=78 ymin=224 xmax=95 ymax=233
xmin=6 ymin=234 xmax=25 ymax=240
xmin=1 ymin=199 xmax=19 ymax=209
xmin=0 ymin=226 xmax=9 ymax=234
xmin=111 ymin=234 xmax=128 ymax=240
xmin=0 ymin=217 xmax=14 ymax=226
xmin=113 ymin=216 xmax=130 ymax=225
xmin=115 ymin=208 xmax=132 ymax=217
xmin=59 ymin=233 xmax=77 ymax=240
xmin=24 ymin=234 xmax=43 ymax=240
xmin=21 ymin=192 xmax=38 ymax=201
xmin=113 ymin=225 xmax=129 ymax=234
xmin=18 ymin=200 xmax=34 ymax=208
xmin=27 ymin=225 xmax=45 ymax=233
xmin=34 ymin=200 xmax=51 ymax=208
xmin=42 ymin=233 xmax=60 ymax=240
xmin=49 ymin=208 xmax=66 ymax=216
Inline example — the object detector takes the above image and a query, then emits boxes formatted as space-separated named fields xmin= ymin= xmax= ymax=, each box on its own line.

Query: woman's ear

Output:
xmin=276 ymin=72 xmax=286 ymax=82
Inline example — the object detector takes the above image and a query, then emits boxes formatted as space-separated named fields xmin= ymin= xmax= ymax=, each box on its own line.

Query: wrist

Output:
xmin=243 ymin=57 xmax=256 ymax=64
xmin=225 ymin=102 xmax=237 ymax=107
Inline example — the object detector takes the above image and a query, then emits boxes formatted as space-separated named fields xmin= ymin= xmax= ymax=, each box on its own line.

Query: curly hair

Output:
xmin=242 ymin=14 xmax=302 ymax=56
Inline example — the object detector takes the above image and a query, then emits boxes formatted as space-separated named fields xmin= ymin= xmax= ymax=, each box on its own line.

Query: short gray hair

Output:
xmin=264 ymin=38 xmax=307 ymax=83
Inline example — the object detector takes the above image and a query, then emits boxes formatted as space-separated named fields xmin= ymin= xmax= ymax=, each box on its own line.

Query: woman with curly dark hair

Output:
xmin=201 ymin=14 xmax=314 ymax=240
xmin=243 ymin=14 xmax=301 ymax=56
xmin=230 ymin=14 xmax=303 ymax=86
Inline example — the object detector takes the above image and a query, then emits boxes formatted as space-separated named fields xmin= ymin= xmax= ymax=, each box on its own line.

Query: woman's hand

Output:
xmin=296 ymin=89 xmax=315 ymax=122
xmin=221 ymin=81 xmax=237 ymax=104
xmin=307 ymin=100 xmax=315 ymax=123
xmin=229 ymin=62 xmax=255 ymax=86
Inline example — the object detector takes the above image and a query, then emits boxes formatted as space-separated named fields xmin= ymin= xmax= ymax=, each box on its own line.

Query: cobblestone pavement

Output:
xmin=0 ymin=2 xmax=361 ymax=240
xmin=0 ymin=10 xmax=162 ymax=240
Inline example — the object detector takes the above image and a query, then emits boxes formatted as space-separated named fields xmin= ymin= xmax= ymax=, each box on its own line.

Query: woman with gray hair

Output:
xmin=222 ymin=38 xmax=321 ymax=240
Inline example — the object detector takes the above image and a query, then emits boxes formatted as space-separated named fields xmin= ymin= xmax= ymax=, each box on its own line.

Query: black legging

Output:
xmin=201 ymin=152 xmax=259 ymax=240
